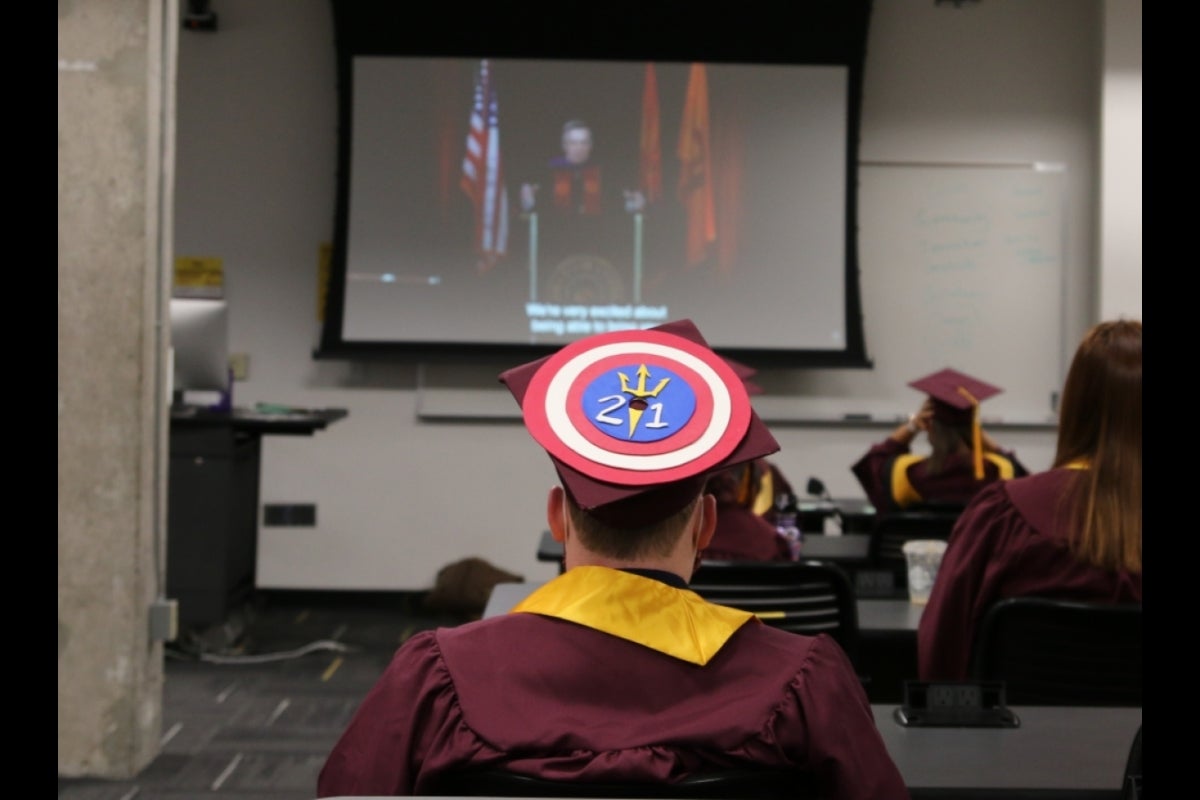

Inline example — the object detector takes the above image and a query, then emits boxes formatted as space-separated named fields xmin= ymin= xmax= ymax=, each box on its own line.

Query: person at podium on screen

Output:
xmin=849 ymin=368 xmax=1029 ymax=512
xmin=518 ymin=119 xmax=647 ymax=304
xmin=917 ymin=319 xmax=1143 ymax=681
xmin=519 ymin=119 xmax=646 ymax=219
xmin=316 ymin=319 xmax=907 ymax=799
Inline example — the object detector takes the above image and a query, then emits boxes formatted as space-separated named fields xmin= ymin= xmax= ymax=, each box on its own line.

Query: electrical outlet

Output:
xmin=229 ymin=353 xmax=250 ymax=381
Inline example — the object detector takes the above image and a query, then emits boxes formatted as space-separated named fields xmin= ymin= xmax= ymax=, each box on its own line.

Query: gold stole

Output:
xmin=510 ymin=566 xmax=757 ymax=665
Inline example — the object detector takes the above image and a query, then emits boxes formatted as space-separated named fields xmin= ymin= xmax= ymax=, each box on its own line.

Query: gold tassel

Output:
xmin=957 ymin=387 xmax=984 ymax=479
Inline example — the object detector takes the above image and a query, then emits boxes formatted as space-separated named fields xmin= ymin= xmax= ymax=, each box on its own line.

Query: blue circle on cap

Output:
xmin=581 ymin=364 xmax=697 ymax=443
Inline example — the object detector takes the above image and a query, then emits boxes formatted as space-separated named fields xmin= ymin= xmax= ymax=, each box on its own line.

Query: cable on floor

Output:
xmin=166 ymin=638 xmax=357 ymax=664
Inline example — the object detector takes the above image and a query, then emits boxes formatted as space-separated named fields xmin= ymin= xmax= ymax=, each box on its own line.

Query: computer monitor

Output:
xmin=169 ymin=297 xmax=230 ymax=407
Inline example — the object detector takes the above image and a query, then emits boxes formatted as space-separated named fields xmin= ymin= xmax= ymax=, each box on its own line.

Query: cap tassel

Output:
xmin=957 ymin=387 xmax=984 ymax=479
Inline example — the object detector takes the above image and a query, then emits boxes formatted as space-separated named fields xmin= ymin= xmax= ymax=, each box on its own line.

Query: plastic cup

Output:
xmin=902 ymin=539 xmax=948 ymax=605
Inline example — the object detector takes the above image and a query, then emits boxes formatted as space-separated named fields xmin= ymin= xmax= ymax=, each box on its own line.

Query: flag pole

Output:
xmin=632 ymin=212 xmax=643 ymax=305
xmin=528 ymin=212 xmax=538 ymax=303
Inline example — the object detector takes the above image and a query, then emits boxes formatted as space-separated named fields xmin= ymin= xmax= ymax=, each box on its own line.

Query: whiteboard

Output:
xmin=758 ymin=163 xmax=1067 ymax=427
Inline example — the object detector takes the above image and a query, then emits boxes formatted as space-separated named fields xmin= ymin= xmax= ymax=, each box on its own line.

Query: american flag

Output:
xmin=460 ymin=59 xmax=508 ymax=273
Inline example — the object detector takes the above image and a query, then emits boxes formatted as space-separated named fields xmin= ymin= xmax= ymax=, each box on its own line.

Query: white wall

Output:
xmin=173 ymin=0 xmax=1141 ymax=591
xmin=1100 ymin=0 xmax=1142 ymax=321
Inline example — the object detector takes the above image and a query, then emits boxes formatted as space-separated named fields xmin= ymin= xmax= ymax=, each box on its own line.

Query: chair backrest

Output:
xmin=428 ymin=766 xmax=815 ymax=798
xmin=969 ymin=596 xmax=1143 ymax=706
xmin=867 ymin=504 xmax=963 ymax=594
xmin=689 ymin=559 xmax=860 ymax=666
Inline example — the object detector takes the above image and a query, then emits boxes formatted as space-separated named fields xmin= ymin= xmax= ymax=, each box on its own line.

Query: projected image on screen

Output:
xmin=337 ymin=56 xmax=849 ymax=353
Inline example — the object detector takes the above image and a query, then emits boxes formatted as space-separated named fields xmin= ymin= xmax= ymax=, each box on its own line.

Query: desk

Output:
xmin=874 ymin=704 xmax=1140 ymax=798
xmin=167 ymin=406 xmax=347 ymax=629
xmin=403 ymin=584 xmax=1142 ymax=800
xmin=325 ymin=704 xmax=1140 ymax=798
xmin=797 ymin=496 xmax=876 ymax=533
xmin=485 ymin=581 xmax=920 ymax=631
xmin=536 ymin=530 xmax=871 ymax=566
xmin=536 ymin=529 xmax=900 ymax=600
xmin=488 ymin=580 xmax=921 ymax=704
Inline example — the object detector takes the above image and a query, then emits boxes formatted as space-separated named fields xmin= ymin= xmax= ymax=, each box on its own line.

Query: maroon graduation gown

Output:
xmin=917 ymin=468 xmax=1143 ymax=680
xmin=317 ymin=568 xmax=908 ymax=799
xmin=850 ymin=437 xmax=1028 ymax=512
xmin=703 ymin=502 xmax=794 ymax=562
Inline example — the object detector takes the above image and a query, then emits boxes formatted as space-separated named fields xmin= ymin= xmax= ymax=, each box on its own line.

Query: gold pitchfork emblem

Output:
xmin=618 ymin=364 xmax=670 ymax=438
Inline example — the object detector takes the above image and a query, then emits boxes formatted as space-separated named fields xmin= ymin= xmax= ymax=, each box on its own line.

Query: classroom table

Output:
xmin=797 ymin=496 xmax=876 ymax=533
xmin=343 ymin=578 xmax=1144 ymax=800
xmin=536 ymin=529 xmax=905 ymax=602
xmin=487 ymin=580 xmax=923 ymax=706
xmin=536 ymin=530 xmax=871 ymax=565
xmin=327 ymin=705 xmax=1141 ymax=800
xmin=485 ymin=580 xmax=921 ymax=631
xmin=873 ymin=704 xmax=1140 ymax=798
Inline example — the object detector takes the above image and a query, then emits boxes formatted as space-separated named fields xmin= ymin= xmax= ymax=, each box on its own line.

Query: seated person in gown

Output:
xmin=701 ymin=461 xmax=794 ymax=562
xmin=850 ymin=368 xmax=1029 ymax=512
xmin=317 ymin=319 xmax=908 ymax=799
xmin=917 ymin=319 xmax=1143 ymax=680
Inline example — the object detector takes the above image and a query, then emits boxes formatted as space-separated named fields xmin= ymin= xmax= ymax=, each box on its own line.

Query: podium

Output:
xmin=167 ymin=406 xmax=347 ymax=629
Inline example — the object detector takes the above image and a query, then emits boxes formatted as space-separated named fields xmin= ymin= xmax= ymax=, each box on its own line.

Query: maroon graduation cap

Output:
xmin=908 ymin=367 xmax=1004 ymax=479
xmin=721 ymin=356 xmax=764 ymax=396
xmin=499 ymin=319 xmax=781 ymax=528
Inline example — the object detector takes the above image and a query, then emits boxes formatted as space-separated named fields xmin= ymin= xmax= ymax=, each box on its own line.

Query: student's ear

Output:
xmin=696 ymin=493 xmax=718 ymax=550
xmin=547 ymin=486 xmax=568 ymax=544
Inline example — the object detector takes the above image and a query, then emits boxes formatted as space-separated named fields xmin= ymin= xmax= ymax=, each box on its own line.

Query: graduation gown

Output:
xmin=317 ymin=567 xmax=908 ymax=799
xmin=850 ymin=437 xmax=1028 ymax=512
xmin=703 ymin=502 xmax=794 ymax=562
xmin=916 ymin=468 xmax=1143 ymax=681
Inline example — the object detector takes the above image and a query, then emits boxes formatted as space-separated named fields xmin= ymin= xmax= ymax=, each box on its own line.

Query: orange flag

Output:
xmin=677 ymin=63 xmax=716 ymax=266
xmin=639 ymin=63 xmax=662 ymax=204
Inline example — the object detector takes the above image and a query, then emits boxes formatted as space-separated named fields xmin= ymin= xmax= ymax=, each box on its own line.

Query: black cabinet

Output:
xmin=166 ymin=407 xmax=347 ymax=630
xmin=167 ymin=425 xmax=261 ymax=629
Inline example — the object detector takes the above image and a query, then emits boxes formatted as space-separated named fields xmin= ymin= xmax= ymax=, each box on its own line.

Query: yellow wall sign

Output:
xmin=173 ymin=256 xmax=224 ymax=298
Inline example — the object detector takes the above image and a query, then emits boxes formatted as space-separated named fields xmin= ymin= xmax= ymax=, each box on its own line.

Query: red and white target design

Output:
xmin=522 ymin=329 xmax=751 ymax=485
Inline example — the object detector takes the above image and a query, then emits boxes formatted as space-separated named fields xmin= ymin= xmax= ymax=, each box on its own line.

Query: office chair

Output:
xmin=968 ymin=596 xmax=1142 ymax=706
xmin=427 ymin=766 xmax=815 ymax=798
xmin=689 ymin=559 xmax=860 ymax=668
xmin=865 ymin=503 xmax=963 ymax=596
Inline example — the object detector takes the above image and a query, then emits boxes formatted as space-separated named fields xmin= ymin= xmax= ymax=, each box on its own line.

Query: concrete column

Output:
xmin=58 ymin=0 xmax=175 ymax=778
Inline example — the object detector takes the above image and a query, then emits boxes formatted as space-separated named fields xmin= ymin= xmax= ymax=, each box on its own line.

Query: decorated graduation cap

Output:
xmin=908 ymin=367 xmax=1003 ymax=480
xmin=499 ymin=319 xmax=781 ymax=528
xmin=721 ymin=356 xmax=764 ymax=396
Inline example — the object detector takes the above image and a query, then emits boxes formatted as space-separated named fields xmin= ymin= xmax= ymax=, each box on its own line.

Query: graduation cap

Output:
xmin=908 ymin=367 xmax=1003 ymax=480
xmin=721 ymin=356 xmax=764 ymax=396
xmin=499 ymin=319 xmax=781 ymax=528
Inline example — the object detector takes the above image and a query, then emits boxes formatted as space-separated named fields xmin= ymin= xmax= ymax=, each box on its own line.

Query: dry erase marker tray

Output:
xmin=894 ymin=681 xmax=1020 ymax=728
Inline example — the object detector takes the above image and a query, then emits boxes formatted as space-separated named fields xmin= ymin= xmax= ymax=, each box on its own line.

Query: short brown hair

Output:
xmin=565 ymin=491 xmax=700 ymax=560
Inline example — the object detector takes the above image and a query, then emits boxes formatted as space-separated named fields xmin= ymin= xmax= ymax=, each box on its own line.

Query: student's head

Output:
xmin=1054 ymin=318 xmax=1141 ymax=572
xmin=560 ymin=120 xmax=593 ymax=165
xmin=499 ymin=319 xmax=780 ymax=574
xmin=1054 ymin=318 xmax=1142 ymax=468
xmin=704 ymin=462 xmax=758 ymax=509
xmin=908 ymin=368 xmax=1002 ymax=476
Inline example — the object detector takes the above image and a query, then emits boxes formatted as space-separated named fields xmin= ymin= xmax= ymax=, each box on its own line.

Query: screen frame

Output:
xmin=316 ymin=0 xmax=873 ymax=369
